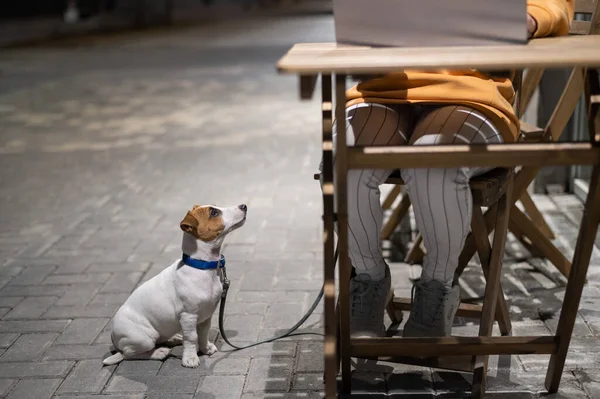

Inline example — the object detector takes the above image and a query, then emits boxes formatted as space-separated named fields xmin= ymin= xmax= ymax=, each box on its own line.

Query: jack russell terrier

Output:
xmin=103 ymin=204 xmax=247 ymax=368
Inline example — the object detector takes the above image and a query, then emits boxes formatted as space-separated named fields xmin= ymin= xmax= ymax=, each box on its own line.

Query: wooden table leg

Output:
xmin=320 ymin=74 xmax=338 ymax=399
xmin=472 ymin=176 xmax=513 ymax=399
xmin=545 ymin=164 xmax=600 ymax=393
xmin=334 ymin=73 xmax=352 ymax=394
xmin=546 ymin=70 xmax=600 ymax=392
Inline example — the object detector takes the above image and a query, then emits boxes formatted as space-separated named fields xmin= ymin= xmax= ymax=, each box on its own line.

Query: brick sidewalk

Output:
xmin=0 ymin=14 xmax=599 ymax=399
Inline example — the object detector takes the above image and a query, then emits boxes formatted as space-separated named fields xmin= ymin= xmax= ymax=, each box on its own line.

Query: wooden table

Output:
xmin=276 ymin=35 xmax=600 ymax=398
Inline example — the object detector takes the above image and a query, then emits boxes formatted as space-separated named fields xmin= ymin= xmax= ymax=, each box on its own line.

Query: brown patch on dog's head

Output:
xmin=180 ymin=206 xmax=224 ymax=242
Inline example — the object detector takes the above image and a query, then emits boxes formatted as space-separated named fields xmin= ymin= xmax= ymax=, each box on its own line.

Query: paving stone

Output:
xmin=43 ymin=273 xmax=111 ymax=285
xmin=239 ymin=273 xmax=275 ymax=291
xmin=105 ymin=375 xmax=201 ymax=394
xmin=244 ymin=357 xmax=294 ymax=392
xmin=0 ymin=308 xmax=8 ymax=318
xmin=264 ymin=302 xmax=305 ymax=328
xmin=220 ymin=301 xmax=268 ymax=315
xmin=432 ymin=371 xmax=473 ymax=395
xmin=545 ymin=315 xmax=594 ymax=337
xmin=42 ymin=343 xmax=111 ymax=360
xmin=222 ymin=314 xmax=264 ymax=342
xmin=292 ymin=373 xmax=323 ymax=391
xmin=234 ymin=291 xmax=306 ymax=303
xmin=0 ymin=320 xmax=69 ymax=333
xmin=296 ymin=341 xmax=323 ymax=373
xmin=6 ymin=378 xmax=61 ymax=399
xmin=0 ymin=285 xmax=67 ymax=297
xmin=0 ymin=379 xmax=17 ymax=397
xmin=86 ymin=262 xmax=151 ymax=273
xmin=0 ymin=361 xmax=74 ymax=378
xmin=56 ymin=318 xmax=109 ymax=344
xmin=43 ymin=303 xmax=119 ymax=319
xmin=157 ymin=357 xmax=202 ymax=378
xmin=89 ymin=292 xmax=130 ymax=306
xmin=54 ymin=283 xmax=103 ymax=306
xmin=0 ymin=333 xmax=19 ymax=349
xmin=257 ymin=327 xmax=322 ymax=342
xmin=241 ymin=394 xmax=323 ymax=399
xmin=215 ymin=340 xmax=297 ymax=359
xmin=54 ymin=395 xmax=145 ymax=399
xmin=100 ymin=272 xmax=144 ymax=293
xmin=149 ymin=394 xmax=194 ymax=399
xmin=573 ymin=369 xmax=600 ymax=398
xmin=351 ymin=370 xmax=387 ymax=393
xmin=0 ymin=333 xmax=58 ymax=362
xmin=0 ymin=296 xmax=24 ymax=307
xmin=196 ymin=375 xmax=245 ymax=399
xmin=8 ymin=266 xmax=57 ymax=286
xmin=52 ymin=259 xmax=93 ymax=275
xmin=387 ymin=370 xmax=434 ymax=395
xmin=58 ymin=359 xmax=115 ymax=394
xmin=116 ymin=360 xmax=162 ymax=376
xmin=272 ymin=279 xmax=321 ymax=291
xmin=3 ymin=296 xmax=57 ymax=319
xmin=483 ymin=393 xmax=536 ymax=399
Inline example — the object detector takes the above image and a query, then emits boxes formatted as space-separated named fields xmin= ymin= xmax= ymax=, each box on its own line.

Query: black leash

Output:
xmin=218 ymin=246 xmax=339 ymax=351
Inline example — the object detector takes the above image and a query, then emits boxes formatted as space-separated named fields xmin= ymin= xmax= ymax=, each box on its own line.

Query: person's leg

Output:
xmin=401 ymin=105 xmax=504 ymax=337
xmin=319 ymin=102 xmax=414 ymax=337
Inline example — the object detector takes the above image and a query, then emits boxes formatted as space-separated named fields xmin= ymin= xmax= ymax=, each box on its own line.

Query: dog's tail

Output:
xmin=102 ymin=352 xmax=124 ymax=366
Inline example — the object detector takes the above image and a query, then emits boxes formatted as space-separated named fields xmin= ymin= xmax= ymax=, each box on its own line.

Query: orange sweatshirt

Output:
xmin=345 ymin=0 xmax=574 ymax=142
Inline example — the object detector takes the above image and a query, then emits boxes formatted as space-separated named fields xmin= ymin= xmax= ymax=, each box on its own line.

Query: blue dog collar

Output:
xmin=182 ymin=254 xmax=225 ymax=270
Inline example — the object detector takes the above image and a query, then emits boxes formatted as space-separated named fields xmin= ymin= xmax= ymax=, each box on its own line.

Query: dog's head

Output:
xmin=180 ymin=204 xmax=247 ymax=243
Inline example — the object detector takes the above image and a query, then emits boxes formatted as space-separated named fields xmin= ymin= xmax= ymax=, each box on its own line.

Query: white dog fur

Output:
xmin=103 ymin=204 xmax=247 ymax=368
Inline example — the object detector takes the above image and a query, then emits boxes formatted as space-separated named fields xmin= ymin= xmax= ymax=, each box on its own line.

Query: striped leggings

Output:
xmin=320 ymin=103 xmax=503 ymax=285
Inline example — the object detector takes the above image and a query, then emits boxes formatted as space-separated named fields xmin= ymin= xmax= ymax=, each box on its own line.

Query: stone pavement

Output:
xmin=1 ymin=13 xmax=600 ymax=399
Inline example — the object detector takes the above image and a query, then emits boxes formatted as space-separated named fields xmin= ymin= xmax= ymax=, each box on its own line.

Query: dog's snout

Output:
xmin=239 ymin=204 xmax=247 ymax=212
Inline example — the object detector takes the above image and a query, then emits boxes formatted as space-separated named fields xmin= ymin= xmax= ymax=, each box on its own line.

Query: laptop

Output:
xmin=333 ymin=0 xmax=528 ymax=48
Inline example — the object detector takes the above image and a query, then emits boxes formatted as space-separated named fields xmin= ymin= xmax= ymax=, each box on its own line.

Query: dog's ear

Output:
xmin=180 ymin=212 xmax=199 ymax=238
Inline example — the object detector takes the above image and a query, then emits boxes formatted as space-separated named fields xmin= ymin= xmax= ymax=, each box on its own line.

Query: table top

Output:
xmin=276 ymin=35 xmax=600 ymax=74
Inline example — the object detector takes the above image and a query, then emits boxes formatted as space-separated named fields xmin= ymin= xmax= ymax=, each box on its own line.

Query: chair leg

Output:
xmin=382 ymin=185 xmax=402 ymax=210
xmin=519 ymin=191 xmax=555 ymax=239
xmin=381 ymin=191 xmax=411 ymax=240
xmin=386 ymin=292 xmax=404 ymax=328
xmin=509 ymin=205 xmax=571 ymax=278
xmin=545 ymin=164 xmax=600 ymax=391
xmin=455 ymin=166 xmax=541 ymax=283
xmin=472 ymin=176 xmax=513 ymax=399
xmin=405 ymin=233 xmax=425 ymax=264
xmin=508 ymin=216 xmax=545 ymax=258
xmin=471 ymin=206 xmax=512 ymax=336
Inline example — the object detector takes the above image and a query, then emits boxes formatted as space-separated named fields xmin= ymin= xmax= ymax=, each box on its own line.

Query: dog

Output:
xmin=102 ymin=204 xmax=247 ymax=368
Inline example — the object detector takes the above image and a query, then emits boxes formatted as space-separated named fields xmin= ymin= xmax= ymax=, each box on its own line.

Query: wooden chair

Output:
xmin=381 ymin=74 xmax=569 ymax=275
xmin=278 ymin=1 xmax=600 ymax=397
xmin=385 ymin=0 xmax=600 ymax=276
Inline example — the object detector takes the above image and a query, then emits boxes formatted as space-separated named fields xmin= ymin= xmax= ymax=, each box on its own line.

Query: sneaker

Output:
xmin=403 ymin=279 xmax=460 ymax=337
xmin=350 ymin=265 xmax=391 ymax=338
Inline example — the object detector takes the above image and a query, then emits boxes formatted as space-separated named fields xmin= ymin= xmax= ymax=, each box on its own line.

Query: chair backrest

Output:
xmin=571 ymin=0 xmax=600 ymax=35
xmin=518 ymin=0 xmax=600 ymax=121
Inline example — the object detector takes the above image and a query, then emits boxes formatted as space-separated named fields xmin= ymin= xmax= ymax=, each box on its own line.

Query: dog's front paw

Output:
xmin=200 ymin=342 xmax=218 ymax=356
xmin=181 ymin=352 xmax=200 ymax=368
